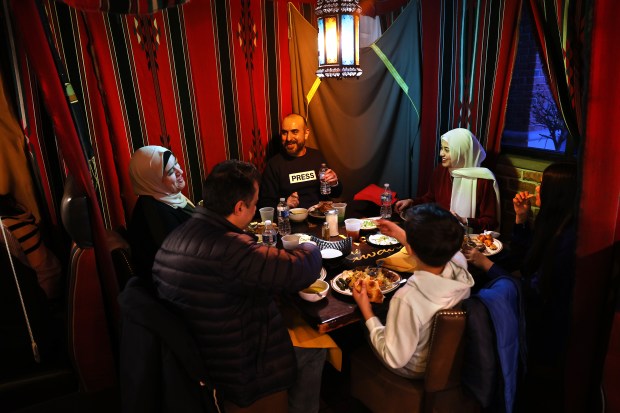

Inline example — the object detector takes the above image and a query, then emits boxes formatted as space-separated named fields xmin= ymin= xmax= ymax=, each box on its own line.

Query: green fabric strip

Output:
xmin=370 ymin=43 xmax=420 ymax=120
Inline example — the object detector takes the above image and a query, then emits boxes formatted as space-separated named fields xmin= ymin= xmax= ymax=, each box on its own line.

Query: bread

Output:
xmin=354 ymin=278 xmax=384 ymax=304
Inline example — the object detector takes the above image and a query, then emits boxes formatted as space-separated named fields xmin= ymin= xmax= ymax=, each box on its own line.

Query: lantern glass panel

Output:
xmin=340 ymin=14 xmax=354 ymax=66
xmin=325 ymin=16 xmax=338 ymax=64
xmin=317 ymin=18 xmax=325 ymax=65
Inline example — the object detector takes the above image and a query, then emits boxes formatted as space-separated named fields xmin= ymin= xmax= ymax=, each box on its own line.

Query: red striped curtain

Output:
xmin=7 ymin=0 xmax=306 ymax=232
xmin=418 ymin=0 xmax=522 ymax=194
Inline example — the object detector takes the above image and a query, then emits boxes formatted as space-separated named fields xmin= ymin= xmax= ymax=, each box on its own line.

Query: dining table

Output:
xmin=282 ymin=214 xmax=408 ymax=334
xmin=249 ymin=202 xmax=510 ymax=335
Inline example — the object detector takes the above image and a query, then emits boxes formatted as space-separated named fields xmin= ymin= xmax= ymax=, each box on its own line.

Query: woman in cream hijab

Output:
xmin=395 ymin=128 xmax=500 ymax=232
xmin=127 ymin=146 xmax=195 ymax=280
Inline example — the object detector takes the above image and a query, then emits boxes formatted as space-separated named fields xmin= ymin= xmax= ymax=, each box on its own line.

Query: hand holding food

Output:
xmin=513 ymin=190 xmax=533 ymax=223
xmin=351 ymin=279 xmax=374 ymax=319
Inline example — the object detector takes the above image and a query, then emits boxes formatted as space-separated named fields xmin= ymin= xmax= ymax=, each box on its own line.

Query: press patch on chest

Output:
xmin=289 ymin=170 xmax=317 ymax=184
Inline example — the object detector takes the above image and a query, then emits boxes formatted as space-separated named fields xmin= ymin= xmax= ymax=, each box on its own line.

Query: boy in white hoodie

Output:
xmin=353 ymin=203 xmax=474 ymax=378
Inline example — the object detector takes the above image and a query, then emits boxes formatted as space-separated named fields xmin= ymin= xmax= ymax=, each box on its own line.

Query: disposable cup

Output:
xmin=259 ymin=207 xmax=274 ymax=223
xmin=344 ymin=218 xmax=361 ymax=241
xmin=333 ymin=203 xmax=347 ymax=223
xmin=282 ymin=234 xmax=300 ymax=250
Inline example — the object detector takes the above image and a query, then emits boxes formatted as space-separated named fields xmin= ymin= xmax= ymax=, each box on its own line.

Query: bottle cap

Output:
xmin=265 ymin=220 xmax=272 ymax=225
xmin=280 ymin=198 xmax=285 ymax=201
xmin=324 ymin=209 xmax=337 ymax=215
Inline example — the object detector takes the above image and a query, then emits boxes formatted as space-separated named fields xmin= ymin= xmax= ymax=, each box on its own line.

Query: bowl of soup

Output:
xmin=298 ymin=279 xmax=330 ymax=302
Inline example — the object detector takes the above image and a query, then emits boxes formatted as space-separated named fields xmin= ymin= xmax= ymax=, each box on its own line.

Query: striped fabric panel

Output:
xmin=435 ymin=0 xmax=518 ymax=149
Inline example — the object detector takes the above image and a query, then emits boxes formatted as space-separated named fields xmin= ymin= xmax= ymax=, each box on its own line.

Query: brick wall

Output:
xmin=494 ymin=155 xmax=549 ymax=238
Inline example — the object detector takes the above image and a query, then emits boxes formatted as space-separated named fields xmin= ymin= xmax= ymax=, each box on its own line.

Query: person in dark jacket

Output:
xmin=127 ymin=145 xmax=194 ymax=279
xmin=153 ymin=160 xmax=323 ymax=411
xmin=464 ymin=161 xmax=578 ymax=411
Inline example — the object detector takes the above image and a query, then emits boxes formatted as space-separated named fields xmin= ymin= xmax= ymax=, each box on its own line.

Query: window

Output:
xmin=502 ymin=3 xmax=568 ymax=155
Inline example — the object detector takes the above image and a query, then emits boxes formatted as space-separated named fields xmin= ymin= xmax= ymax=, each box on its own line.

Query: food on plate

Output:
xmin=476 ymin=233 xmax=498 ymax=250
xmin=317 ymin=201 xmax=334 ymax=214
xmin=463 ymin=233 xmax=498 ymax=253
xmin=353 ymin=278 xmax=384 ymax=303
xmin=368 ymin=234 xmax=399 ymax=246
xmin=247 ymin=221 xmax=265 ymax=234
xmin=360 ymin=219 xmax=377 ymax=230
xmin=337 ymin=267 xmax=399 ymax=303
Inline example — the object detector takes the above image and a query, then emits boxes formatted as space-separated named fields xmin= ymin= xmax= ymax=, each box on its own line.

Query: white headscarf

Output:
xmin=129 ymin=146 xmax=191 ymax=209
xmin=441 ymin=128 xmax=500 ymax=224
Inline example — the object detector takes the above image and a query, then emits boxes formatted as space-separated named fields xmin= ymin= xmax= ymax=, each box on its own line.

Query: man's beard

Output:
xmin=284 ymin=140 xmax=305 ymax=156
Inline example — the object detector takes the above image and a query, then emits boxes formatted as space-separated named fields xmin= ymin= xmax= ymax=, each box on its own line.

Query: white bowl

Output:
xmin=289 ymin=208 xmax=308 ymax=222
xmin=298 ymin=279 xmax=329 ymax=302
xmin=320 ymin=248 xmax=343 ymax=260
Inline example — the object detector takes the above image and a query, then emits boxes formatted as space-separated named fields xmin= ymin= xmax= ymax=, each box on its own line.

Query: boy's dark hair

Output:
xmin=202 ymin=160 xmax=261 ymax=216
xmin=403 ymin=203 xmax=464 ymax=267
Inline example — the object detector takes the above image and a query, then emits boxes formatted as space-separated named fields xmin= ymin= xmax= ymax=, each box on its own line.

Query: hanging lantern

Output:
xmin=316 ymin=0 xmax=362 ymax=78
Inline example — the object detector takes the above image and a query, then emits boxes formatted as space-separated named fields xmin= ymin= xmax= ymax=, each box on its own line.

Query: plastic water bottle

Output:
xmin=262 ymin=220 xmax=277 ymax=246
xmin=277 ymin=198 xmax=291 ymax=235
xmin=319 ymin=163 xmax=331 ymax=195
xmin=380 ymin=183 xmax=392 ymax=219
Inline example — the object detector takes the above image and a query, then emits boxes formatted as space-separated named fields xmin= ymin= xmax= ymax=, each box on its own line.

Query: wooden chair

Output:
xmin=350 ymin=309 xmax=479 ymax=413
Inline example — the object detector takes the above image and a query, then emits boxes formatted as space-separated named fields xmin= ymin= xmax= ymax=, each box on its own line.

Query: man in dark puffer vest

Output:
xmin=153 ymin=160 xmax=322 ymax=411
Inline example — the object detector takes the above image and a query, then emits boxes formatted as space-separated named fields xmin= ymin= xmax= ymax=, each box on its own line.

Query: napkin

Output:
xmin=376 ymin=246 xmax=417 ymax=273
xmin=283 ymin=307 xmax=342 ymax=371
xmin=353 ymin=184 xmax=397 ymax=205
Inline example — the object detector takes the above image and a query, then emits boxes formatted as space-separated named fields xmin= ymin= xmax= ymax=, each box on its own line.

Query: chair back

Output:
xmin=61 ymin=176 xmax=117 ymax=392
xmin=424 ymin=309 xmax=467 ymax=392
xmin=350 ymin=307 xmax=479 ymax=413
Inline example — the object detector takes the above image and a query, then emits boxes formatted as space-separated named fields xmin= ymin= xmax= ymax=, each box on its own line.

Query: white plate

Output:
xmin=330 ymin=270 xmax=401 ymax=297
xmin=470 ymin=234 xmax=503 ymax=256
xmin=360 ymin=219 xmax=378 ymax=230
xmin=367 ymin=234 xmax=400 ymax=247
xmin=321 ymin=248 xmax=343 ymax=259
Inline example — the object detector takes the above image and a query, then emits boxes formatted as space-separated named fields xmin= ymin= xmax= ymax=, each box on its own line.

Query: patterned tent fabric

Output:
xmin=6 ymin=0 xmax=306 ymax=230
xmin=57 ymin=0 xmax=189 ymax=14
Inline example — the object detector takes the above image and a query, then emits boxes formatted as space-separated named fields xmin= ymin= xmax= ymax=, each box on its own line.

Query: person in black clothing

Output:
xmin=127 ymin=145 xmax=194 ymax=280
xmin=259 ymin=113 xmax=342 ymax=209
xmin=153 ymin=160 xmax=322 ymax=411
xmin=464 ymin=162 xmax=578 ymax=410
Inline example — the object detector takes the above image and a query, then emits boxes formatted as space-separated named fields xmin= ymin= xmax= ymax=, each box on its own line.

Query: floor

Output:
xmin=9 ymin=310 xmax=620 ymax=413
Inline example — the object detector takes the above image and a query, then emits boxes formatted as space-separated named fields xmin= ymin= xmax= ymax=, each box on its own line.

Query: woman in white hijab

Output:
xmin=127 ymin=146 xmax=195 ymax=280
xmin=395 ymin=128 xmax=500 ymax=232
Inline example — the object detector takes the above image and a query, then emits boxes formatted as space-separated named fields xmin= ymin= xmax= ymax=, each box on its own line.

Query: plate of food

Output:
xmin=367 ymin=233 xmax=400 ymax=247
xmin=360 ymin=218 xmax=378 ymax=231
xmin=331 ymin=266 xmax=401 ymax=303
xmin=295 ymin=233 xmax=313 ymax=243
xmin=465 ymin=233 xmax=503 ymax=256
xmin=308 ymin=201 xmax=334 ymax=219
